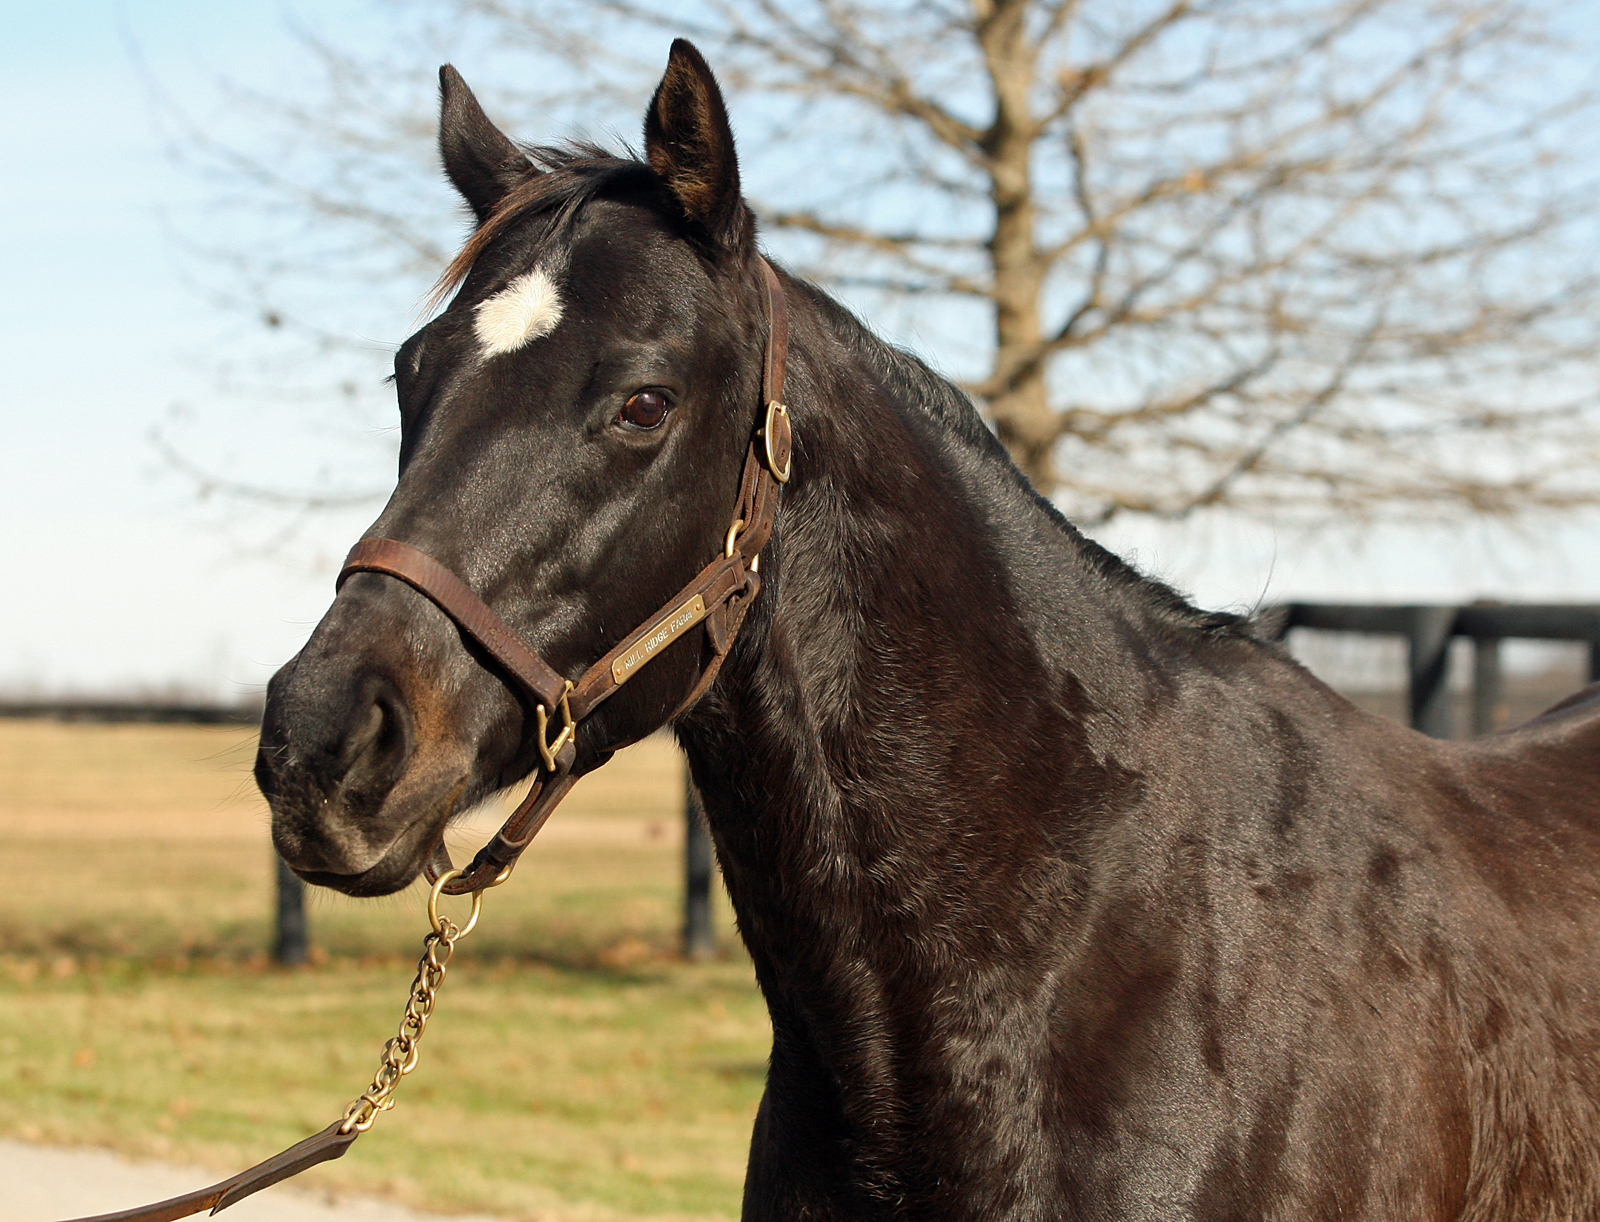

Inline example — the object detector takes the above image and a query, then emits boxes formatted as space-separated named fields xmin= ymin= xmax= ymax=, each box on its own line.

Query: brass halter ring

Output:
xmin=427 ymin=869 xmax=483 ymax=937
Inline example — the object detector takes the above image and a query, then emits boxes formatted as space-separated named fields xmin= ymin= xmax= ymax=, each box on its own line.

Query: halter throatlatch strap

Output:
xmin=338 ymin=256 xmax=793 ymax=896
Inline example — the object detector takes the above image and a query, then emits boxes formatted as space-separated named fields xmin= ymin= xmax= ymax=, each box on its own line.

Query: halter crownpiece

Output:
xmin=337 ymin=256 xmax=793 ymax=895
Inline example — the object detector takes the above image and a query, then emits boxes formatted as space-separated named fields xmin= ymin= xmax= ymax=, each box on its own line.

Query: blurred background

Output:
xmin=3 ymin=0 xmax=1599 ymax=1217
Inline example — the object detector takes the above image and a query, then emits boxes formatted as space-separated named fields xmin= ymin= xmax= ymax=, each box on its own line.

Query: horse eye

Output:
xmin=618 ymin=389 xmax=670 ymax=430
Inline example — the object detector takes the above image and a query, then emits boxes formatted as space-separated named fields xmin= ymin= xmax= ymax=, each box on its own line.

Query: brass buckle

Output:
xmin=535 ymin=680 xmax=576 ymax=772
xmin=762 ymin=400 xmax=791 ymax=483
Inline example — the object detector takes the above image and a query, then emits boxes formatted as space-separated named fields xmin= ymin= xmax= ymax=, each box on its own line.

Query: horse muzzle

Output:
xmin=255 ymin=582 xmax=509 ymax=895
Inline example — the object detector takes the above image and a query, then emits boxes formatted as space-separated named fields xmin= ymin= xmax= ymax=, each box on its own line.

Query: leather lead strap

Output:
xmin=56 ymin=1123 xmax=358 ymax=1222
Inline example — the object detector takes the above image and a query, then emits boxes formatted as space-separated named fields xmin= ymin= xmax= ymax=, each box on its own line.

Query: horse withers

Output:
xmin=256 ymin=39 xmax=1600 ymax=1220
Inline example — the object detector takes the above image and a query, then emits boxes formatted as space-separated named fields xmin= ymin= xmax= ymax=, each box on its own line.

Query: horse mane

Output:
xmin=803 ymin=289 xmax=1254 ymax=641
xmin=433 ymin=142 xmax=1252 ymax=642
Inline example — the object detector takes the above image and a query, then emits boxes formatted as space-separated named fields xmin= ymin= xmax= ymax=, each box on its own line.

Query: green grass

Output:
xmin=0 ymin=721 xmax=768 ymax=1220
xmin=0 ymin=957 xmax=767 ymax=1219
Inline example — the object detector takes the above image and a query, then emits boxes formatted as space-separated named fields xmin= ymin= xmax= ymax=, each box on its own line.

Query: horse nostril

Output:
xmin=346 ymin=699 xmax=385 ymax=762
xmin=374 ymin=691 xmax=410 ymax=758
xmin=340 ymin=685 xmax=415 ymax=786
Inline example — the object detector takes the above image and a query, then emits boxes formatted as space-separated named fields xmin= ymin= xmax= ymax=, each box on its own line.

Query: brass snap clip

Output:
xmin=536 ymin=679 xmax=576 ymax=772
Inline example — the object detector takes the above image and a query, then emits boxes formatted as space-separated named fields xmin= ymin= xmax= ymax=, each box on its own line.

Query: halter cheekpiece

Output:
xmin=336 ymin=257 xmax=794 ymax=895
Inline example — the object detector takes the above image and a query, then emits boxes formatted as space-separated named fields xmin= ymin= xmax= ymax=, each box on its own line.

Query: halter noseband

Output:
xmin=336 ymin=257 xmax=793 ymax=895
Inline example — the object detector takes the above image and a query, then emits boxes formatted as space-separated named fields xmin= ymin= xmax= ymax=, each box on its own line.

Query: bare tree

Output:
xmin=169 ymin=0 xmax=1600 ymax=524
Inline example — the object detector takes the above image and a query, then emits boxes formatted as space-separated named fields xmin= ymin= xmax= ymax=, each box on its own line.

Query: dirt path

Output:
xmin=0 ymin=1139 xmax=507 ymax=1222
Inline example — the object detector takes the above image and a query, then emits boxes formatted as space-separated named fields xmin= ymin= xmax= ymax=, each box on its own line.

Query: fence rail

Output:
xmin=1260 ymin=602 xmax=1600 ymax=739
xmin=0 ymin=700 xmax=260 ymax=724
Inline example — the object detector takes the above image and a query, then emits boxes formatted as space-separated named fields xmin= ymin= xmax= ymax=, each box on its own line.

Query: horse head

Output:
xmin=258 ymin=41 xmax=776 ymax=896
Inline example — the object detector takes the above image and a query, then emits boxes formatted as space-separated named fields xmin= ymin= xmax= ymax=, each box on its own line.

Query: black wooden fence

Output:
xmin=0 ymin=700 xmax=258 ymax=725
xmin=683 ymin=776 xmax=717 ymax=959
xmin=1259 ymin=603 xmax=1600 ymax=739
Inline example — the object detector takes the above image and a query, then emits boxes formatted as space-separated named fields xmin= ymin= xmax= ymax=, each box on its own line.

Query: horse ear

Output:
xmin=439 ymin=65 xmax=532 ymax=222
xmin=644 ymin=40 xmax=749 ymax=251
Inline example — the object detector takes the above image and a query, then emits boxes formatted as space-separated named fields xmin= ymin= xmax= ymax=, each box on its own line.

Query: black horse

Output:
xmin=258 ymin=40 xmax=1600 ymax=1220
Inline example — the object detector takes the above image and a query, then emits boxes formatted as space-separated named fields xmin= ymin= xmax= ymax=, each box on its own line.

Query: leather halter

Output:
xmin=337 ymin=257 xmax=793 ymax=895
xmin=47 ymin=259 xmax=793 ymax=1222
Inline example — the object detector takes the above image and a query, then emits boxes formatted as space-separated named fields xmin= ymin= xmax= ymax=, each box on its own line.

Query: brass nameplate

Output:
xmin=611 ymin=594 xmax=707 ymax=686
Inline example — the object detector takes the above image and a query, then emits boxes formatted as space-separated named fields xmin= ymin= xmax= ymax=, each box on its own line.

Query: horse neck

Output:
xmin=677 ymin=289 xmax=1243 ymax=987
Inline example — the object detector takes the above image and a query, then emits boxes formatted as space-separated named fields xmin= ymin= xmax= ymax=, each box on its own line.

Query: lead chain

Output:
xmin=338 ymin=871 xmax=483 ymax=1135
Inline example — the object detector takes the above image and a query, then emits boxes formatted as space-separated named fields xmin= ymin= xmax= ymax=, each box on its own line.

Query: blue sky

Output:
xmin=1 ymin=0 xmax=382 ymax=700
xmin=4 ymin=0 xmax=1599 ymax=701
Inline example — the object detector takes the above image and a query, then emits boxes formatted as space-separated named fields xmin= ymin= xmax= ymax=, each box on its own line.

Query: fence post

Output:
xmin=1407 ymin=606 xmax=1457 ymax=739
xmin=1472 ymin=637 xmax=1505 ymax=736
xmin=683 ymin=770 xmax=716 ymax=960
xmin=274 ymin=857 xmax=309 ymax=966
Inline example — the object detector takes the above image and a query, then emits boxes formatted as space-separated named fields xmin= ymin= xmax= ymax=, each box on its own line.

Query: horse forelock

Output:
xmin=428 ymin=145 xmax=658 ymax=312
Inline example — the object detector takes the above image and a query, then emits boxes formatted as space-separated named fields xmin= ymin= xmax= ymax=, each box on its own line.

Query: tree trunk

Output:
xmin=976 ymin=0 xmax=1054 ymax=493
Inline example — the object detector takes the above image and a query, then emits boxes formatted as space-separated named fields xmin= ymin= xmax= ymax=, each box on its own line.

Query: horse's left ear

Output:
xmin=644 ymin=39 xmax=750 ymax=251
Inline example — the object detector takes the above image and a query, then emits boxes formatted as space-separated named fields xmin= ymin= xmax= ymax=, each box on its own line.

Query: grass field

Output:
xmin=0 ymin=721 xmax=768 ymax=1220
